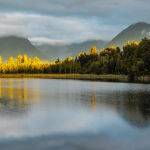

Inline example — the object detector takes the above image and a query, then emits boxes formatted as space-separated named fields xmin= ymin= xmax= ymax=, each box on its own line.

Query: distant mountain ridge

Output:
xmin=37 ymin=40 xmax=107 ymax=59
xmin=67 ymin=40 xmax=107 ymax=55
xmin=0 ymin=35 xmax=107 ymax=60
xmin=1 ymin=22 xmax=150 ymax=59
xmin=0 ymin=36 xmax=44 ymax=59
xmin=108 ymin=22 xmax=150 ymax=47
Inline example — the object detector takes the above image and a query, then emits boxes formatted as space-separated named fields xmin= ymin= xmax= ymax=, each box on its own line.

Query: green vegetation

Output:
xmin=0 ymin=74 xmax=149 ymax=83
xmin=0 ymin=38 xmax=150 ymax=83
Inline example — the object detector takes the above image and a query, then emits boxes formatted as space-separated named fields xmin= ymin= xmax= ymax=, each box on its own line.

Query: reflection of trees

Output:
xmin=117 ymin=92 xmax=150 ymax=128
xmin=90 ymin=94 xmax=97 ymax=111
xmin=88 ymin=90 xmax=150 ymax=128
xmin=0 ymin=97 xmax=27 ymax=115
xmin=0 ymin=79 xmax=40 ymax=115
xmin=90 ymin=82 xmax=97 ymax=111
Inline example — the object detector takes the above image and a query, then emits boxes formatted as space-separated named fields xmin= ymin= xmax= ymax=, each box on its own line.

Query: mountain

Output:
xmin=0 ymin=36 xmax=44 ymax=59
xmin=1 ymin=22 xmax=150 ymax=60
xmin=37 ymin=40 xmax=107 ymax=59
xmin=0 ymin=35 xmax=107 ymax=60
xmin=37 ymin=44 xmax=68 ymax=60
xmin=108 ymin=22 xmax=150 ymax=47
xmin=67 ymin=40 xmax=107 ymax=55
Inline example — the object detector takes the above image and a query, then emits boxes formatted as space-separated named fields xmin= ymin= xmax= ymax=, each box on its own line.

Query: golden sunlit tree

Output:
xmin=90 ymin=46 xmax=97 ymax=55
xmin=0 ymin=38 xmax=149 ymax=79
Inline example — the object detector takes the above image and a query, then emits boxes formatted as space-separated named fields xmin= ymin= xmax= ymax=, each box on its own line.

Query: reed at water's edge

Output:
xmin=0 ymin=74 xmax=149 ymax=83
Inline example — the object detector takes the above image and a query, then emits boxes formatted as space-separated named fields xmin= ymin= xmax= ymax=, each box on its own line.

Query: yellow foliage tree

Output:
xmin=90 ymin=47 xmax=97 ymax=55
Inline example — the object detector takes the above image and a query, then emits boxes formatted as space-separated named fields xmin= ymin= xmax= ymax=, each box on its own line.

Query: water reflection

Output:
xmin=90 ymin=93 xmax=97 ymax=111
xmin=0 ymin=79 xmax=40 ymax=114
xmin=0 ymin=78 xmax=149 ymax=135
xmin=118 ymin=92 xmax=150 ymax=128
xmin=89 ymin=88 xmax=150 ymax=128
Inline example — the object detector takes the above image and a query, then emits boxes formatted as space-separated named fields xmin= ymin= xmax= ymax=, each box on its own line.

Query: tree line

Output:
xmin=0 ymin=38 xmax=150 ymax=81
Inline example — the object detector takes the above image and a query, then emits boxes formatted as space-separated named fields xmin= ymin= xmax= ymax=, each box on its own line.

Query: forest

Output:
xmin=0 ymin=38 xmax=150 ymax=82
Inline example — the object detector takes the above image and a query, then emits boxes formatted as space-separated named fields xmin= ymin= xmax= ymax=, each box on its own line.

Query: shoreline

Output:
xmin=0 ymin=74 xmax=150 ymax=84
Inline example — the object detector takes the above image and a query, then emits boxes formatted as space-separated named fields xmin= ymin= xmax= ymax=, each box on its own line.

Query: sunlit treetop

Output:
xmin=108 ymin=45 xmax=118 ymax=49
xmin=64 ymin=56 xmax=74 ymax=63
xmin=7 ymin=56 xmax=15 ymax=64
xmin=90 ymin=46 xmax=97 ymax=55
xmin=50 ymin=61 xmax=56 ymax=65
xmin=0 ymin=56 xmax=2 ymax=64
xmin=100 ymin=45 xmax=120 ymax=56
xmin=31 ymin=57 xmax=42 ymax=65
xmin=16 ymin=55 xmax=23 ymax=63
xmin=22 ymin=54 xmax=28 ymax=63
xmin=124 ymin=41 xmax=140 ymax=47
xmin=78 ymin=52 xmax=86 ymax=57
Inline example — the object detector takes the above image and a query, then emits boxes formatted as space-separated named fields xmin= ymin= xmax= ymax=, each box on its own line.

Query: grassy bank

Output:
xmin=0 ymin=74 xmax=150 ymax=83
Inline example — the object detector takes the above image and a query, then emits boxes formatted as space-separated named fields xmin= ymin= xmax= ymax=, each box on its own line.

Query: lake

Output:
xmin=0 ymin=78 xmax=150 ymax=150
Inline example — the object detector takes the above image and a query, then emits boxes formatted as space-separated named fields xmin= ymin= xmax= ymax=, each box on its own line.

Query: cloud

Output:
xmin=29 ymin=37 xmax=66 ymax=45
xmin=0 ymin=0 xmax=149 ymax=19
xmin=0 ymin=0 xmax=122 ymax=16
xmin=0 ymin=0 xmax=149 ymax=43
xmin=0 ymin=13 xmax=123 ymax=44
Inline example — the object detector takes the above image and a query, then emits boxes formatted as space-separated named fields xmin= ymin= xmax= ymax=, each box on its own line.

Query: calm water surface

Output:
xmin=0 ymin=78 xmax=150 ymax=150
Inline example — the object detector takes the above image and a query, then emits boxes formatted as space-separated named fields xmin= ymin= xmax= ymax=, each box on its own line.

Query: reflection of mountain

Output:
xmin=0 ymin=79 xmax=40 ymax=115
xmin=89 ymin=91 xmax=150 ymax=128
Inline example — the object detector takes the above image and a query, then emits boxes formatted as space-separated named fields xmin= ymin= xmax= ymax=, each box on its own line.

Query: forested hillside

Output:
xmin=0 ymin=38 xmax=149 ymax=82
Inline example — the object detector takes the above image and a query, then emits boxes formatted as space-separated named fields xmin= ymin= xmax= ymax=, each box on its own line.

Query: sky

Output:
xmin=0 ymin=0 xmax=149 ymax=44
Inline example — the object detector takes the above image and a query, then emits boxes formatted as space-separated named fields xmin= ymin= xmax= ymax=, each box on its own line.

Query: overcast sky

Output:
xmin=0 ymin=0 xmax=149 ymax=44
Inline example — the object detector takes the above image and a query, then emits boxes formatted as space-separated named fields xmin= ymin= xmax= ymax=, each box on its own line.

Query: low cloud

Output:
xmin=0 ymin=13 xmax=123 ymax=44
xmin=0 ymin=0 xmax=149 ymax=44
